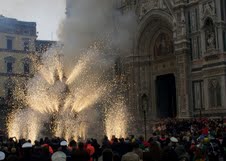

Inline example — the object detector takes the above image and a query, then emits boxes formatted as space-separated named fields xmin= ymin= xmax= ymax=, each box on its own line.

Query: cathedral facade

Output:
xmin=65 ymin=0 xmax=226 ymax=121
xmin=120 ymin=0 xmax=226 ymax=123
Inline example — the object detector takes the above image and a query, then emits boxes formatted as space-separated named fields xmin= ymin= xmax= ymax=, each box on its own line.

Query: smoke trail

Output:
xmin=58 ymin=0 xmax=137 ymax=75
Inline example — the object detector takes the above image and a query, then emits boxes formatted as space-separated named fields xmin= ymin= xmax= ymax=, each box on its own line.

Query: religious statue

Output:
xmin=205 ymin=18 xmax=215 ymax=50
xmin=206 ymin=30 xmax=215 ymax=49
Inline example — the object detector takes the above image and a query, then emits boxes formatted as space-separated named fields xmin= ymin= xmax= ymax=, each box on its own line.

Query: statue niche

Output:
xmin=204 ymin=18 xmax=216 ymax=50
xmin=154 ymin=33 xmax=174 ymax=57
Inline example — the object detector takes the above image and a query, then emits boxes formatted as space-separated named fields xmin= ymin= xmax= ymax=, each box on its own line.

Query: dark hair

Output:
xmin=69 ymin=140 xmax=77 ymax=147
xmin=102 ymin=149 xmax=113 ymax=161
xmin=127 ymin=143 xmax=133 ymax=152
xmin=78 ymin=142 xmax=84 ymax=150
xmin=132 ymin=142 xmax=139 ymax=149
xmin=113 ymin=153 xmax=120 ymax=161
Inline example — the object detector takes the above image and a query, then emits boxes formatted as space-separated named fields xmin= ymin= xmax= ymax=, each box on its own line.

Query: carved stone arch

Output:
xmin=135 ymin=10 xmax=174 ymax=57
xmin=136 ymin=9 xmax=174 ymax=40
xmin=137 ymin=22 xmax=159 ymax=58
xmin=202 ymin=1 xmax=215 ymax=21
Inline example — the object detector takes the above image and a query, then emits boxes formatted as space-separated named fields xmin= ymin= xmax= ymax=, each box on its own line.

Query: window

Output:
xmin=188 ymin=11 xmax=191 ymax=33
xmin=225 ymin=1 xmax=226 ymax=22
xmin=24 ymin=63 xmax=30 ymax=74
xmin=4 ymin=56 xmax=15 ymax=73
xmin=7 ymin=88 xmax=13 ymax=98
xmin=221 ymin=0 xmax=224 ymax=20
xmin=195 ymin=8 xmax=199 ymax=30
xmin=191 ymin=9 xmax=198 ymax=32
xmin=193 ymin=38 xmax=198 ymax=59
xmin=5 ymin=79 xmax=14 ymax=99
xmin=221 ymin=0 xmax=226 ymax=21
xmin=192 ymin=81 xmax=204 ymax=109
xmin=209 ymin=79 xmax=221 ymax=107
xmin=189 ymin=38 xmax=192 ymax=59
xmin=197 ymin=36 xmax=201 ymax=57
xmin=24 ymin=41 xmax=29 ymax=51
xmin=191 ymin=36 xmax=201 ymax=60
xmin=7 ymin=62 xmax=13 ymax=73
xmin=7 ymin=39 xmax=13 ymax=50
xmin=223 ymin=31 xmax=226 ymax=51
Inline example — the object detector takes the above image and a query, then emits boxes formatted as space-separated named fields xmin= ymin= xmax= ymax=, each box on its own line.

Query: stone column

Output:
xmin=174 ymin=3 xmax=191 ymax=118
xmin=175 ymin=50 xmax=190 ymax=118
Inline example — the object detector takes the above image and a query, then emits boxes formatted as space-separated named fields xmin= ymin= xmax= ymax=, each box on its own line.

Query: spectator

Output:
xmin=6 ymin=148 xmax=18 ymax=161
xmin=0 ymin=151 xmax=5 ymax=161
xmin=52 ymin=151 xmax=66 ymax=161
xmin=71 ymin=142 xmax=90 ymax=161
xmin=101 ymin=149 xmax=113 ymax=161
xmin=121 ymin=143 xmax=139 ymax=161
xmin=144 ymin=141 xmax=162 ymax=161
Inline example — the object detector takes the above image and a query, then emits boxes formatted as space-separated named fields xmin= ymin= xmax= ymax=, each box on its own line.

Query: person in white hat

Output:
xmin=170 ymin=137 xmax=179 ymax=150
xmin=0 ymin=151 xmax=5 ymax=161
xmin=21 ymin=142 xmax=33 ymax=161
xmin=22 ymin=142 xmax=33 ymax=148
xmin=60 ymin=141 xmax=67 ymax=146
xmin=51 ymin=151 xmax=66 ymax=161
xmin=170 ymin=137 xmax=178 ymax=143
xmin=59 ymin=140 xmax=70 ymax=157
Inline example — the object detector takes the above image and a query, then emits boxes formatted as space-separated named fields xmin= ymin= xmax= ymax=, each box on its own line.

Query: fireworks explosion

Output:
xmin=7 ymin=44 xmax=129 ymax=141
xmin=7 ymin=0 xmax=137 ymax=141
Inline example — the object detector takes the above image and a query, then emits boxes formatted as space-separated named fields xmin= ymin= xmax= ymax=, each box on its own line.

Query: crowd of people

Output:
xmin=0 ymin=118 xmax=226 ymax=161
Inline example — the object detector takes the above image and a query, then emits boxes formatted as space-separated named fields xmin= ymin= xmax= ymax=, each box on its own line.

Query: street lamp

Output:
xmin=142 ymin=94 xmax=148 ymax=141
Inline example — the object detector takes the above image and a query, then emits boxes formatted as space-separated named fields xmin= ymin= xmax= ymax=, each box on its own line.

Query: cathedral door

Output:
xmin=156 ymin=74 xmax=177 ymax=118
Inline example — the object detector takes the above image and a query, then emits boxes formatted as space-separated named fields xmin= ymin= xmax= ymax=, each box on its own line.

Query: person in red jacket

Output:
xmin=86 ymin=140 xmax=95 ymax=161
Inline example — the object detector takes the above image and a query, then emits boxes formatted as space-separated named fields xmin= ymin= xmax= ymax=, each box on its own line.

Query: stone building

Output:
xmin=0 ymin=16 xmax=60 ymax=129
xmin=118 ymin=0 xmax=226 ymax=124
xmin=66 ymin=0 xmax=226 ymax=120
xmin=0 ymin=16 xmax=37 ymax=100
xmin=66 ymin=0 xmax=226 ymax=125
xmin=0 ymin=16 xmax=37 ymax=128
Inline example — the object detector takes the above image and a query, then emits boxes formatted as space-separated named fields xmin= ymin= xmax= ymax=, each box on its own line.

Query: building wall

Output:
xmin=65 ymin=0 xmax=226 ymax=122
xmin=0 ymin=16 xmax=37 ymax=129
xmin=0 ymin=16 xmax=36 ymax=109
xmin=118 ymin=0 xmax=226 ymax=123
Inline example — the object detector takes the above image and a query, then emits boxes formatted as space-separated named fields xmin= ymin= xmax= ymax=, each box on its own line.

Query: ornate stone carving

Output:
xmin=138 ymin=0 xmax=167 ymax=18
xmin=154 ymin=33 xmax=174 ymax=56
xmin=175 ymin=8 xmax=186 ymax=38
xmin=203 ymin=1 xmax=215 ymax=18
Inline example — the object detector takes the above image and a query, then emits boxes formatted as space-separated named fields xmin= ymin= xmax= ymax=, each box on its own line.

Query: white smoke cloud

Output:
xmin=58 ymin=0 xmax=137 ymax=72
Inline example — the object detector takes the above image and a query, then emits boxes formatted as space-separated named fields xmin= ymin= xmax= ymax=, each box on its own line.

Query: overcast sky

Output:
xmin=0 ymin=0 xmax=66 ymax=40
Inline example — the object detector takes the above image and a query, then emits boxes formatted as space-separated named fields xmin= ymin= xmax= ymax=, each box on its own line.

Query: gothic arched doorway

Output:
xmin=134 ymin=10 xmax=179 ymax=120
